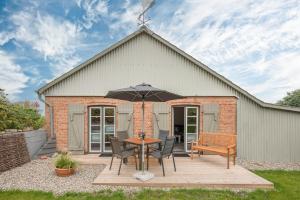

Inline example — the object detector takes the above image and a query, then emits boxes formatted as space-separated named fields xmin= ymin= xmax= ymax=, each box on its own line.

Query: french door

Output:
xmin=185 ymin=107 xmax=199 ymax=152
xmin=89 ymin=106 xmax=115 ymax=153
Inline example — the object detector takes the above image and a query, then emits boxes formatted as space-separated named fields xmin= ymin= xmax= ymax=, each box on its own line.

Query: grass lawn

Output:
xmin=0 ymin=170 xmax=299 ymax=200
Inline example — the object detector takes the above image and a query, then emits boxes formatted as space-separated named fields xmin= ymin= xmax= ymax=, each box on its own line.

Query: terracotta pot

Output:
xmin=55 ymin=168 xmax=75 ymax=177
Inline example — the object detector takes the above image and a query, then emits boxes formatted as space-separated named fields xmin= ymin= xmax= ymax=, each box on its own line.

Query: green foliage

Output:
xmin=0 ymin=89 xmax=44 ymax=132
xmin=0 ymin=170 xmax=300 ymax=199
xmin=277 ymin=89 xmax=300 ymax=107
xmin=54 ymin=152 xmax=77 ymax=169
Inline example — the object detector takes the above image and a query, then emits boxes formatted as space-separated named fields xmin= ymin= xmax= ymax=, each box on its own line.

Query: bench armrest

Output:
xmin=227 ymin=144 xmax=236 ymax=149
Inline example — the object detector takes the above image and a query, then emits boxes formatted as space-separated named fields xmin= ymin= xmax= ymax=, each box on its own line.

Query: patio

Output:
xmin=73 ymin=154 xmax=273 ymax=189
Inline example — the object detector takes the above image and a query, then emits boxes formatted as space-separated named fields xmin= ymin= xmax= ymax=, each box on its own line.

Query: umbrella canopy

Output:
xmin=105 ymin=83 xmax=183 ymax=102
xmin=105 ymin=83 xmax=183 ymax=177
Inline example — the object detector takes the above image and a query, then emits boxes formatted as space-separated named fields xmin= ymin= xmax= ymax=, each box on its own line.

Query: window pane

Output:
xmin=91 ymin=134 xmax=100 ymax=143
xmin=105 ymin=142 xmax=112 ymax=151
xmin=105 ymin=108 xmax=114 ymax=116
xmin=91 ymin=108 xmax=100 ymax=116
xmin=91 ymin=143 xmax=100 ymax=151
xmin=91 ymin=125 xmax=100 ymax=133
xmin=105 ymin=126 xmax=114 ymax=133
xmin=186 ymin=134 xmax=197 ymax=142
xmin=91 ymin=117 xmax=100 ymax=125
xmin=187 ymin=108 xmax=197 ymax=116
xmin=105 ymin=117 xmax=114 ymax=125
xmin=105 ymin=134 xmax=114 ymax=142
xmin=187 ymin=126 xmax=196 ymax=133
xmin=187 ymin=117 xmax=196 ymax=125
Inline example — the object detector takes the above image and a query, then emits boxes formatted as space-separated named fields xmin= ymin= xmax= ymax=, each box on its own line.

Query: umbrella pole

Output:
xmin=142 ymin=97 xmax=145 ymax=173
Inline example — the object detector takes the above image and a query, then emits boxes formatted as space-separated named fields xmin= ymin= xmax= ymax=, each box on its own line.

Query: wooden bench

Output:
xmin=191 ymin=133 xmax=236 ymax=169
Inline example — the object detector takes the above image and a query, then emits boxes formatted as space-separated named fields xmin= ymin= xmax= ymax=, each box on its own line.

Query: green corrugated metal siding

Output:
xmin=43 ymin=33 xmax=236 ymax=97
xmin=238 ymin=95 xmax=300 ymax=162
xmin=43 ymin=32 xmax=300 ymax=162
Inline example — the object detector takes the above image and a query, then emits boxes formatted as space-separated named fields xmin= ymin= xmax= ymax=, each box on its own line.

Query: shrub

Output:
xmin=54 ymin=152 xmax=77 ymax=169
xmin=0 ymin=89 xmax=45 ymax=131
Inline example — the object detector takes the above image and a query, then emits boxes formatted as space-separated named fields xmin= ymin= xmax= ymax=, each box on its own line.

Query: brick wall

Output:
xmin=0 ymin=132 xmax=30 ymax=172
xmin=45 ymin=96 xmax=237 ymax=152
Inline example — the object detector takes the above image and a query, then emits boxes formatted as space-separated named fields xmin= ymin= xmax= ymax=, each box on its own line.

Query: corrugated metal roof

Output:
xmin=37 ymin=26 xmax=300 ymax=113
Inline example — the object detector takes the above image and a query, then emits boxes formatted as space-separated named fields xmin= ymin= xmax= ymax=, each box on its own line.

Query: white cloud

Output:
xmin=109 ymin=1 xmax=141 ymax=34
xmin=77 ymin=0 xmax=108 ymax=29
xmin=10 ymin=10 xmax=83 ymax=75
xmin=248 ymin=52 xmax=300 ymax=102
xmin=151 ymin=0 xmax=300 ymax=103
xmin=0 ymin=31 xmax=14 ymax=45
xmin=0 ymin=50 xmax=29 ymax=100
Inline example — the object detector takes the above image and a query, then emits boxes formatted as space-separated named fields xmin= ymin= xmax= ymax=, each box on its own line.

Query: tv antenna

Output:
xmin=138 ymin=0 xmax=155 ymax=26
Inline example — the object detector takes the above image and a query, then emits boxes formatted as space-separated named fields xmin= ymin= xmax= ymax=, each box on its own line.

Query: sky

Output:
xmin=0 ymin=0 xmax=299 ymax=104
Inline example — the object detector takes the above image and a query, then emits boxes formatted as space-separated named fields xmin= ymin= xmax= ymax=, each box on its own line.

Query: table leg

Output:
xmin=138 ymin=145 xmax=143 ymax=170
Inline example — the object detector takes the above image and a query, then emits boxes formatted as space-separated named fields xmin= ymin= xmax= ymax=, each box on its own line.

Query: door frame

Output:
xmin=171 ymin=105 xmax=200 ymax=152
xmin=88 ymin=106 xmax=116 ymax=153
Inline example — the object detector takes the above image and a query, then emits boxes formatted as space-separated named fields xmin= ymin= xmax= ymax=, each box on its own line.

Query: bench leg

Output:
xmin=233 ymin=154 xmax=236 ymax=165
xmin=191 ymin=148 xmax=194 ymax=160
xmin=227 ymin=151 xmax=230 ymax=169
xmin=198 ymin=150 xmax=201 ymax=157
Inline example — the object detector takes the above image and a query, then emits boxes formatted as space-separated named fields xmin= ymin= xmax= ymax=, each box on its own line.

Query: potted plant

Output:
xmin=54 ymin=152 xmax=77 ymax=177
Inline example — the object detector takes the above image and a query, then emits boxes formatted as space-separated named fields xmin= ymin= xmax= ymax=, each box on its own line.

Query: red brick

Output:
xmin=45 ymin=96 xmax=237 ymax=152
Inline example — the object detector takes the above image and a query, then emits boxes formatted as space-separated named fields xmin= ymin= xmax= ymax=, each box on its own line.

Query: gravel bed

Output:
xmin=237 ymin=158 xmax=300 ymax=170
xmin=0 ymin=159 xmax=139 ymax=195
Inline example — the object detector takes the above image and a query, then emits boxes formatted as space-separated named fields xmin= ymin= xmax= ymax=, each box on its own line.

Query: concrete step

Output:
xmin=35 ymin=137 xmax=57 ymax=158
xmin=38 ymin=148 xmax=56 ymax=155
xmin=42 ymin=143 xmax=56 ymax=149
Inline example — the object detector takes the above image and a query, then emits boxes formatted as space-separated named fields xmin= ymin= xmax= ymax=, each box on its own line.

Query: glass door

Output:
xmin=89 ymin=107 xmax=102 ymax=152
xmin=103 ymin=107 xmax=115 ymax=152
xmin=89 ymin=106 xmax=115 ymax=153
xmin=185 ymin=107 xmax=199 ymax=152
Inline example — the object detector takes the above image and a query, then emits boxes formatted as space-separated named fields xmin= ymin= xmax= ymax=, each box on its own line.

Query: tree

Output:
xmin=0 ymin=89 xmax=9 ymax=131
xmin=0 ymin=89 xmax=44 ymax=132
xmin=277 ymin=89 xmax=300 ymax=107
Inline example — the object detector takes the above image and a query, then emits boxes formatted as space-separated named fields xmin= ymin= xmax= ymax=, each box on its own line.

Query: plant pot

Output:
xmin=55 ymin=168 xmax=75 ymax=177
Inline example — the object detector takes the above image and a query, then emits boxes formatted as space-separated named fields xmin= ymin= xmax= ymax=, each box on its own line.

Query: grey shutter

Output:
xmin=203 ymin=104 xmax=219 ymax=132
xmin=68 ymin=104 xmax=85 ymax=154
xmin=153 ymin=102 xmax=170 ymax=138
xmin=117 ymin=102 xmax=134 ymax=137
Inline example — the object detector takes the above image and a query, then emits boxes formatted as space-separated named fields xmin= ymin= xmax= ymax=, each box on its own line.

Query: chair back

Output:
xmin=110 ymin=137 xmax=122 ymax=155
xmin=158 ymin=130 xmax=169 ymax=143
xmin=162 ymin=136 xmax=175 ymax=156
xmin=117 ymin=131 xmax=129 ymax=142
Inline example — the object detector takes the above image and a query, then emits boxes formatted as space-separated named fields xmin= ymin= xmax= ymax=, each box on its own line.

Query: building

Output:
xmin=37 ymin=27 xmax=300 ymax=162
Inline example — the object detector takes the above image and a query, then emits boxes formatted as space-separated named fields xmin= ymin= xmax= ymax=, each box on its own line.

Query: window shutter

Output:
xmin=202 ymin=104 xmax=219 ymax=132
xmin=153 ymin=102 xmax=170 ymax=138
xmin=68 ymin=104 xmax=85 ymax=154
xmin=117 ymin=102 xmax=134 ymax=137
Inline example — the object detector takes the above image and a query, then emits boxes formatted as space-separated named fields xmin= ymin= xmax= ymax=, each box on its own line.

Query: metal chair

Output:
xmin=110 ymin=137 xmax=137 ymax=175
xmin=147 ymin=136 xmax=176 ymax=176
xmin=150 ymin=129 xmax=169 ymax=151
xmin=116 ymin=130 xmax=136 ymax=151
xmin=116 ymin=131 xmax=129 ymax=142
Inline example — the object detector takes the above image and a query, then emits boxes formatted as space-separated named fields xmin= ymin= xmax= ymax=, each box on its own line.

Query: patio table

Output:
xmin=124 ymin=137 xmax=161 ymax=170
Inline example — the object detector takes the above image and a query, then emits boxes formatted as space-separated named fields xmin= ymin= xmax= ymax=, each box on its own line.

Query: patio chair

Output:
xmin=147 ymin=136 xmax=176 ymax=176
xmin=150 ymin=129 xmax=169 ymax=151
xmin=116 ymin=130 xmax=136 ymax=151
xmin=110 ymin=137 xmax=137 ymax=175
